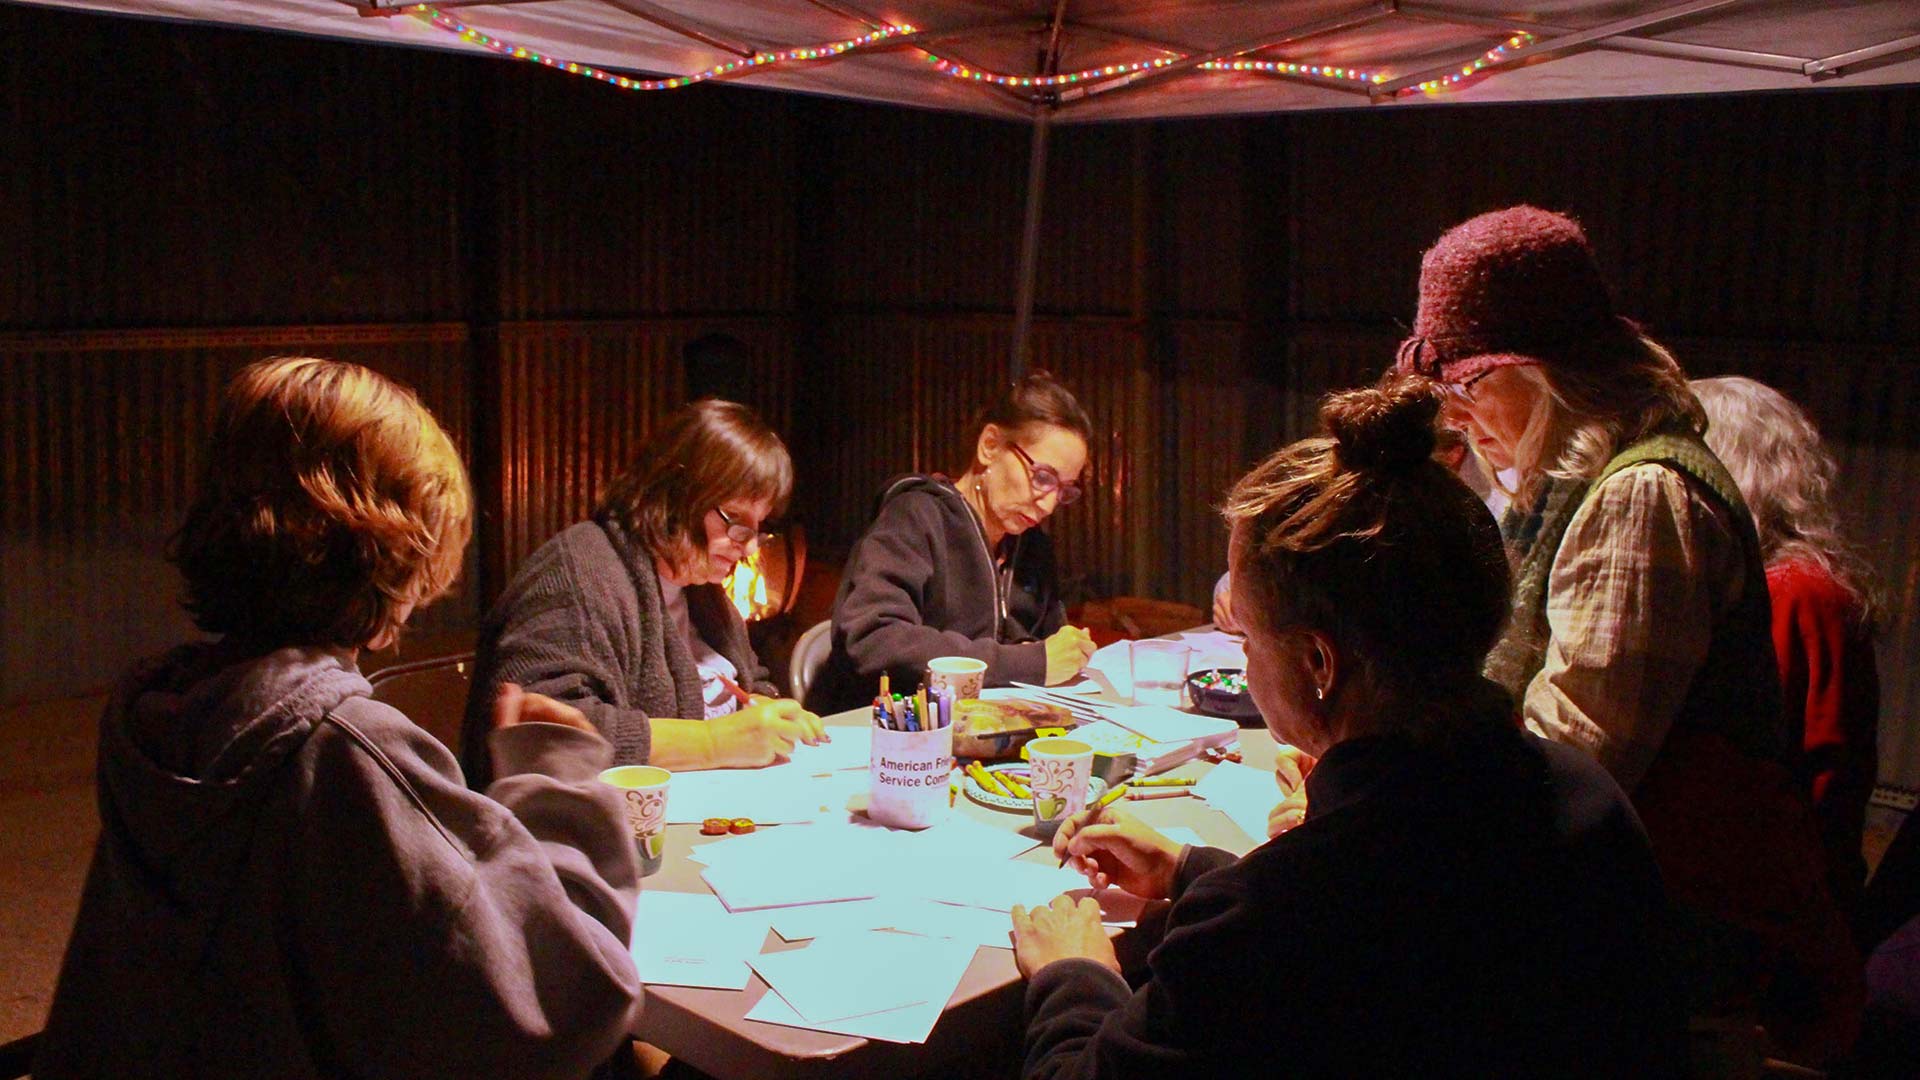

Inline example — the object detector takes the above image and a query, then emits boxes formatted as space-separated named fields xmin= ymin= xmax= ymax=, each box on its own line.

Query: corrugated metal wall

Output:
xmin=4 ymin=4 xmax=1916 ymax=788
xmin=0 ymin=328 xmax=475 ymax=700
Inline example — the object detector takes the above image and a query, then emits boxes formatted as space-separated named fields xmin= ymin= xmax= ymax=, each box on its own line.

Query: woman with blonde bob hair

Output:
xmin=1398 ymin=207 xmax=1859 ymax=1064
xmin=463 ymin=398 xmax=824 ymax=786
xmin=1695 ymin=375 xmax=1881 ymax=910
xmin=38 ymin=358 xmax=643 ymax=1080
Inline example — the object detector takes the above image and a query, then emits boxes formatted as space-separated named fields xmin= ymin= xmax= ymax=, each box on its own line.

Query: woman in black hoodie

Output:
xmin=807 ymin=370 xmax=1098 ymax=713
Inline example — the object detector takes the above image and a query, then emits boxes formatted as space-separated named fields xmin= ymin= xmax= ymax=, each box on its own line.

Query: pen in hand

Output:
xmin=1058 ymin=782 xmax=1130 ymax=868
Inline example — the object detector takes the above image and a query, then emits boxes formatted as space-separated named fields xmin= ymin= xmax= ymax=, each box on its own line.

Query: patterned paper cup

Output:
xmin=926 ymin=656 xmax=988 ymax=701
xmin=1026 ymin=737 xmax=1092 ymax=838
xmin=599 ymin=765 xmax=671 ymax=876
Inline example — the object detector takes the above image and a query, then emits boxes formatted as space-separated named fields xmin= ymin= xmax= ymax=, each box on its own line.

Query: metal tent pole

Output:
xmin=1010 ymin=108 xmax=1050 ymax=379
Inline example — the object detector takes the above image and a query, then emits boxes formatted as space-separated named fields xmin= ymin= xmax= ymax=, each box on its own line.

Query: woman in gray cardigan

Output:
xmin=463 ymin=399 xmax=824 ymax=786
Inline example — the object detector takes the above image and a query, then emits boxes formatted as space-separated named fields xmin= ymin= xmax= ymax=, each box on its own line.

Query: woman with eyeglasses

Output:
xmin=461 ymin=399 xmax=825 ymax=785
xmin=807 ymin=370 xmax=1097 ymax=714
xmin=1397 ymin=206 xmax=1860 ymax=1067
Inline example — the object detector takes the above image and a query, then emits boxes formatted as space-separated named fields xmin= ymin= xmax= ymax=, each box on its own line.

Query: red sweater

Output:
xmin=1769 ymin=559 xmax=1880 ymax=907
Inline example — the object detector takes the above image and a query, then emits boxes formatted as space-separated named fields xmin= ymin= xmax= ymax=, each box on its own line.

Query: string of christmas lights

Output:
xmin=410 ymin=6 xmax=917 ymax=90
xmin=409 ymin=6 xmax=1532 ymax=101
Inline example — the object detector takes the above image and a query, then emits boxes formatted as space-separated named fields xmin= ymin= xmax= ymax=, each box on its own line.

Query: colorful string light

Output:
xmin=1398 ymin=34 xmax=1536 ymax=96
xmin=410 ymin=6 xmax=916 ymax=91
xmin=409 ymin=5 xmax=1533 ymax=102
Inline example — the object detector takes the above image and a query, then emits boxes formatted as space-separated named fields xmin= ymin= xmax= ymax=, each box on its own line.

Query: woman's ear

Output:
xmin=1304 ymin=629 xmax=1339 ymax=702
xmin=976 ymin=423 xmax=1003 ymax=469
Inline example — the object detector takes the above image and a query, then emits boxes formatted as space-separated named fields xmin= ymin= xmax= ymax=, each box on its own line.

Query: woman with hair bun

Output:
xmin=807 ymin=370 xmax=1097 ymax=713
xmin=1694 ymin=375 xmax=1881 ymax=910
xmin=1008 ymin=378 xmax=1681 ymax=1078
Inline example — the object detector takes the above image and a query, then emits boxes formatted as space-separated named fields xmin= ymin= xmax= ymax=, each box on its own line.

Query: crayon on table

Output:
xmin=1126 ymin=787 xmax=1194 ymax=801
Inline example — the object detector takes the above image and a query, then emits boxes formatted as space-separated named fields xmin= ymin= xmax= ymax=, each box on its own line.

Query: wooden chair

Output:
xmin=1070 ymin=597 xmax=1206 ymax=647
xmin=367 ymin=652 xmax=476 ymax=758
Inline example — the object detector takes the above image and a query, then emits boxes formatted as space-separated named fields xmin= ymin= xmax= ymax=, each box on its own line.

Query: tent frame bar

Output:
xmin=600 ymin=0 xmax=758 ymax=58
xmin=1395 ymin=2 xmax=1809 ymax=73
xmin=1012 ymin=0 xmax=1071 ymax=376
xmin=1806 ymin=32 xmax=1920 ymax=78
xmin=1055 ymin=2 xmax=1394 ymax=108
xmin=1372 ymin=0 xmax=1752 ymax=98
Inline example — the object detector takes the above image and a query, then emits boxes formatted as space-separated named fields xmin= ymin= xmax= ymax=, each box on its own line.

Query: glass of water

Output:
xmin=1129 ymin=640 xmax=1192 ymax=707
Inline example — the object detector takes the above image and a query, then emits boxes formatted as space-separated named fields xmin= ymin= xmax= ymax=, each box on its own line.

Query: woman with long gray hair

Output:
xmin=1694 ymin=375 xmax=1880 ymax=912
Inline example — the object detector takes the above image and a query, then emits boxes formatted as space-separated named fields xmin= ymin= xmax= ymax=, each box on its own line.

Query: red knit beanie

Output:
xmin=1395 ymin=205 xmax=1636 ymax=385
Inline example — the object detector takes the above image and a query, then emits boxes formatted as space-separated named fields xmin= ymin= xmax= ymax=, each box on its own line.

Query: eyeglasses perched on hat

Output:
xmin=1008 ymin=443 xmax=1083 ymax=506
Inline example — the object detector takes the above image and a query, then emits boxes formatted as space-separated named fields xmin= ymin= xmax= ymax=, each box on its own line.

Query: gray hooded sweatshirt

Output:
xmin=35 ymin=641 xmax=643 ymax=1080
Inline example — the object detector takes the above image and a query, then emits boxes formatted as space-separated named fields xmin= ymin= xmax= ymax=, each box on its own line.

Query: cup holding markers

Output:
xmin=1026 ymin=737 xmax=1093 ymax=839
xmin=869 ymin=685 xmax=956 ymax=829
xmin=599 ymin=765 xmax=671 ymax=877
xmin=926 ymin=656 xmax=987 ymax=701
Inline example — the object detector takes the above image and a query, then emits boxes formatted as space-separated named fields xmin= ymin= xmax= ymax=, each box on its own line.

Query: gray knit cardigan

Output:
xmin=461 ymin=518 xmax=774 ymax=787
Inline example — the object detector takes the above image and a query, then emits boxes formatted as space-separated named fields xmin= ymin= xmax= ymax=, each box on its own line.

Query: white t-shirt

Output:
xmin=659 ymin=579 xmax=741 ymax=720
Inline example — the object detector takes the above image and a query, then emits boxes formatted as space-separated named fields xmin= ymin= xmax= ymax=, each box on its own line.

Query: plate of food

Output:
xmin=1186 ymin=667 xmax=1262 ymax=723
xmin=961 ymin=761 xmax=1107 ymax=813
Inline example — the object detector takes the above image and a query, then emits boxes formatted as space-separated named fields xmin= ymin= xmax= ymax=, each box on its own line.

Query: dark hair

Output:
xmin=169 ymin=357 xmax=472 ymax=647
xmin=1222 ymin=375 xmax=1510 ymax=705
xmin=596 ymin=398 xmax=793 ymax=572
xmin=957 ymin=369 xmax=1093 ymax=472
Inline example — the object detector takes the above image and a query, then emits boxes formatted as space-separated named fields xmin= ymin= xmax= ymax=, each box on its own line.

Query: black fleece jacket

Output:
xmin=1021 ymin=710 xmax=1686 ymax=1079
xmin=806 ymin=475 xmax=1067 ymax=714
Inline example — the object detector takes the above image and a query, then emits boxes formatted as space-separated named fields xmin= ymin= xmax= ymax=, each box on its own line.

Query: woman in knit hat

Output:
xmin=1397 ymin=206 xmax=1860 ymax=1066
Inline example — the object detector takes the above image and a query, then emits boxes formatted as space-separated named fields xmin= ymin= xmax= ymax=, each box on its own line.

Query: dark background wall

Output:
xmin=3 ymin=5 xmax=1915 ymax=784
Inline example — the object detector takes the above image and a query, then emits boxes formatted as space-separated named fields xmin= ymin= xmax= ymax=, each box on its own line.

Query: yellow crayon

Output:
xmin=1129 ymin=776 xmax=1197 ymax=787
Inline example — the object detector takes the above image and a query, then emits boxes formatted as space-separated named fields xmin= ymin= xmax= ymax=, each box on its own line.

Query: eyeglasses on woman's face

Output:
xmin=1443 ymin=368 xmax=1496 ymax=406
xmin=1008 ymin=443 xmax=1083 ymax=506
xmin=713 ymin=506 xmax=761 ymax=546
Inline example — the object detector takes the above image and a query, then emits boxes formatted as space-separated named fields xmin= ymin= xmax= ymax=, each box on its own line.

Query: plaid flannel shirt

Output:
xmin=1522 ymin=462 xmax=1750 ymax=791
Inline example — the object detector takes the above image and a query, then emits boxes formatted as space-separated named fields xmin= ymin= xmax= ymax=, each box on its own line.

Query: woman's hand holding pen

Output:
xmin=708 ymin=698 xmax=825 ymax=768
xmin=1053 ymin=803 xmax=1184 ymax=901
xmin=1044 ymin=625 xmax=1097 ymax=685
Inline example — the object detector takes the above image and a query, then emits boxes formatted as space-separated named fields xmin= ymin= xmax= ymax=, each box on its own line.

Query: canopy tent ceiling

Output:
xmin=24 ymin=1 xmax=1920 ymax=122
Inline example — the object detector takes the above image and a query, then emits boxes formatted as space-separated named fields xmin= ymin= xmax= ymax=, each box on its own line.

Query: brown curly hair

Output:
xmin=168 ymin=357 xmax=472 ymax=648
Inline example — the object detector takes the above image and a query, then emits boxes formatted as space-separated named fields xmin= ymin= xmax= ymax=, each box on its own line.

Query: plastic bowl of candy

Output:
xmin=1186 ymin=668 xmax=1262 ymax=723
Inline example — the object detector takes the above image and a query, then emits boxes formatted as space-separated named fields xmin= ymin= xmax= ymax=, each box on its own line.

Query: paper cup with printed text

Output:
xmin=599 ymin=765 xmax=671 ymax=877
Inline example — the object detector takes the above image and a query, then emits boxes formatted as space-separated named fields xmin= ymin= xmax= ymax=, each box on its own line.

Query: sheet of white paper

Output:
xmin=748 ymin=931 xmax=974 ymax=1024
xmin=1103 ymin=705 xmax=1238 ymax=746
xmin=1194 ymin=760 xmax=1279 ymax=843
xmin=784 ymin=726 xmax=872 ymax=774
xmin=630 ymin=891 xmax=769 ymax=990
xmin=666 ymin=768 xmax=865 ymax=824
xmin=745 ymin=984 xmax=948 ymax=1045
xmin=1169 ymin=627 xmax=1249 ymax=671
xmin=702 ymin=847 xmax=892 ymax=911
xmin=1083 ymin=639 xmax=1134 ymax=693
xmin=896 ymin=814 xmax=1041 ymax=863
xmin=768 ymin=896 xmax=1018 ymax=950
xmin=883 ymin=855 xmax=1087 ymax=912
xmin=767 ymin=897 xmax=908 ymax=942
